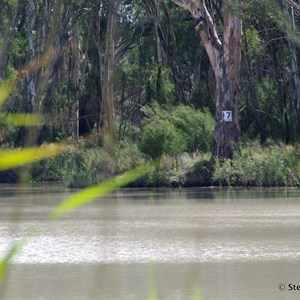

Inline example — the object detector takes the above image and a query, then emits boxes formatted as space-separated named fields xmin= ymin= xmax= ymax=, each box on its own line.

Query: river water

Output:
xmin=1 ymin=185 xmax=300 ymax=299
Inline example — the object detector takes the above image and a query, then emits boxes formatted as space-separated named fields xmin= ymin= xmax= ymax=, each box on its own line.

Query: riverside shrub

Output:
xmin=141 ymin=102 xmax=214 ymax=153
xmin=213 ymin=144 xmax=300 ymax=186
xmin=32 ymin=138 xmax=145 ymax=188
xmin=138 ymin=120 xmax=187 ymax=162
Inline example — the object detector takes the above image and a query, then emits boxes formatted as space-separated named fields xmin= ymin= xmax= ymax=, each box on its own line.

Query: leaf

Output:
xmin=0 ymin=243 xmax=23 ymax=282
xmin=0 ymin=232 xmax=33 ymax=283
xmin=7 ymin=0 xmax=18 ymax=7
xmin=148 ymin=288 xmax=158 ymax=300
xmin=50 ymin=164 xmax=152 ymax=219
xmin=0 ymin=113 xmax=44 ymax=126
xmin=192 ymin=287 xmax=202 ymax=300
xmin=0 ymin=144 xmax=64 ymax=171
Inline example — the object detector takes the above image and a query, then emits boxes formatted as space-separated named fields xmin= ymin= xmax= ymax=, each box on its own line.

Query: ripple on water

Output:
xmin=1 ymin=234 xmax=300 ymax=264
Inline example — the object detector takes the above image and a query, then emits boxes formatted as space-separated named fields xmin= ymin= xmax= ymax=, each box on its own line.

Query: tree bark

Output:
xmin=24 ymin=0 xmax=73 ymax=146
xmin=144 ymin=0 xmax=187 ymax=104
xmin=171 ymin=0 xmax=242 ymax=158
xmin=70 ymin=17 xmax=80 ymax=140
xmin=101 ymin=0 xmax=119 ymax=141
xmin=26 ymin=0 xmax=37 ymax=114
xmin=154 ymin=0 xmax=164 ymax=104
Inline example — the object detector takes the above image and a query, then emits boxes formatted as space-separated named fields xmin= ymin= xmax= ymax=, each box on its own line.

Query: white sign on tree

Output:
xmin=222 ymin=111 xmax=232 ymax=122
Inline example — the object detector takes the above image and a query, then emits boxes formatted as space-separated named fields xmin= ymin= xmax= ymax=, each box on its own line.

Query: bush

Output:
xmin=141 ymin=102 xmax=214 ymax=153
xmin=138 ymin=119 xmax=187 ymax=162
xmin=170 ymin=105 xmax=214 ymax=152
xmin=31 ymin=146 xmax=73 ymax=181
xmin=32 ymin=138 xmax=145 ymax=188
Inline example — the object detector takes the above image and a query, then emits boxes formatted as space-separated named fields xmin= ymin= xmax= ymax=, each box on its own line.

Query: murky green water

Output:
xmin=1 ymin=185 xmax=300 ymax=299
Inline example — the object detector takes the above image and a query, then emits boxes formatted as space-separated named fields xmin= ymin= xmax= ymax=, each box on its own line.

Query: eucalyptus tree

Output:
xmin=170 ymin=0 xmax=242 ymax=158
xmin=95 ymin=0 xmax=146 ymax=141
xmin=241 ymin=0 xmax=300 ymax=144
xmin=143 ymin=0 xmax=187 ymax=104
xmin=0 ymin=0 xmax=24 ymax=79
xmin=24 ymin=0 xmax=80 ymax=145
xmin=100 ymin=0 xmax=119 ymax=141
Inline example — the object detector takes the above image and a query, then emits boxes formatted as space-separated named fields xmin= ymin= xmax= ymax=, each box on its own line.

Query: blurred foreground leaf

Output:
xmin=0 ymin=233 xmax=33 ymax=283
xmin=0 ymin=113 xmax=44 ymax=126
xmin=0 ymin=144 xmax=64 ymax=171
xmin=193 ymin=287 xmax=202 ymax=300
xmin=148 ymin=288 xmax=158 ymax=300
xmin=50 ymin=164 xmax=152 ymax=219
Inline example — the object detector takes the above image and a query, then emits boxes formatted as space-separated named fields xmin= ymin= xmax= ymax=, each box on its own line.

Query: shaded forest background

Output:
xmin=0 ymin=0 xmax=300 ymax=186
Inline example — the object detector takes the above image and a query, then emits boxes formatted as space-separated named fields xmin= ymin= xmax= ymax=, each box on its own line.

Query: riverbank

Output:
xmin=2 ymin=140 xmax=300 ymax=188
xmin=12 ymin=141 xmax=297 ymax=188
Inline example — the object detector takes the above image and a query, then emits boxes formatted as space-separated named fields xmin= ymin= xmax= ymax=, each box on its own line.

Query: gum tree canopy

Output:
xmin=170 ymin=0 xmax=242 ymax=158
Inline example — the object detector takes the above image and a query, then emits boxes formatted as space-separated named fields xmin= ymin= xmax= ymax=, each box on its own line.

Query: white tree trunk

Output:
xmin=70 ymin=19 xmax=80 ymax=140
xmin=26 ymin=0 xmax=37 ymax=112
xmin=101 ymin=0 xmax=118 ymax=141
xmin=171 ymin=0 xmax=242 ymax=158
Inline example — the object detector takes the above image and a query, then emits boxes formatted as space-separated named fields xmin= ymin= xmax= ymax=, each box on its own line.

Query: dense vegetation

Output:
xmin=0 ymin=0 xmax=300 ymax=187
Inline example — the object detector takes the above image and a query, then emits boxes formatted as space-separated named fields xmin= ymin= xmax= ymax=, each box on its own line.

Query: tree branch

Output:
xmin=170 ymin=0 xmax=222 ymax=73
xmin=170 ymin=0 xmax=191 ymax=10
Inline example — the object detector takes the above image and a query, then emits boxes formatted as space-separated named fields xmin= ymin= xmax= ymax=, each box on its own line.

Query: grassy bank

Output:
xmin=30 ymin=139 xmax=300 ymax=188
xmin=31 ymin=136 xmax=145 ymax=188
xmin=213 ymin=143 xmax=300 ymax=187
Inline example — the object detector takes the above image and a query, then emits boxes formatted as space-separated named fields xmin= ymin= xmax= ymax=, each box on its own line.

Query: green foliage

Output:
xmin=0 ymin=113 xmax=44 ymax=126
xmin=138 ymin=119 xmax=187 ymax=161
xmin=240 ymin=0 xmax=300 ymax=143
xmin=32 ymin=138 xmax=145 ymax=188
xmin=256 ymin=77 xmax=283 ymax=140
xmin=213 ymin=143 xmax=300 ymax=186
xmin=149 ymin=67 xmax=176 ymax=104
xmin=244 ymin=28 xmax=266 ymax=60
xmin=145 ymin=167 xmax=171 ymax=187
xmin=243 ymin=0 xmax=286 ymax=30
xmin=141 ymin=102 xmax=214 ymax=153
xmin=171 ymin=105 xmax=214 ymax=152
xmin=7 ymin=0 xmax=18 ymax=7
xmin=9 ymin=31 xmax=27 ymax=65
xmin=0 ymin=144 xmax=64 ymax=171
xmin=138 ymin=103 xmax=214 ymax=185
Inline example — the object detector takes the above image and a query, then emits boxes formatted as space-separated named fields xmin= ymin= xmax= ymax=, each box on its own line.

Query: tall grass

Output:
xmin=31 ymin=137 xmax=146 ymax=187
xmin=213 ymin=143 xmax=300 ymax=186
